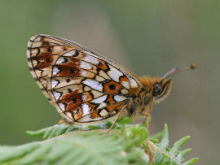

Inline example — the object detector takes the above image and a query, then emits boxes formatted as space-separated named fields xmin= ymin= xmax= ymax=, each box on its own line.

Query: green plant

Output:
xmin=0 ymin=118 xmax=198 ymax=165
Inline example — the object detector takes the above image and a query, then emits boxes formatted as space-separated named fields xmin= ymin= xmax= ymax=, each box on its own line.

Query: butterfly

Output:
xmin=27 ymin=34 xmax=196 ymax=127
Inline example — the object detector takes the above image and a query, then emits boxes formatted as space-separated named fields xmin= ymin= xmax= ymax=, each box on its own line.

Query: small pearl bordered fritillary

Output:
xmin=27 ymin=34 xmax=196 ymax=127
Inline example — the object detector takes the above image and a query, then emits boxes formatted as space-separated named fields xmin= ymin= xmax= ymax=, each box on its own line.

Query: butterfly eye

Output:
xmin=153 ymin=83 xmax=162 ymax=96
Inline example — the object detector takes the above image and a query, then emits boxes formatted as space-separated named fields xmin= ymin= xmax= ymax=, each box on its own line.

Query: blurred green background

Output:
xmin=0 ymin=0 xmax=219 ymax=164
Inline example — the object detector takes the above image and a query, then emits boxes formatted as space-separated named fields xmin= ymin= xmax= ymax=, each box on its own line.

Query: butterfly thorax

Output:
xmin=127 ymin=76 xmax=172 ymax=118
xmin=125 ymin=89 xmax=151 ymax=119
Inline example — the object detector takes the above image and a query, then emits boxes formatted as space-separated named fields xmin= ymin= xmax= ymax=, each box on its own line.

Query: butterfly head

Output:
xmin=152 ymin=78 xmax=172 ymax=103
xmin=140 ymin=63 xmax=196 ymax=104
xmin=139 ymin=76 xmax=172 ymax=104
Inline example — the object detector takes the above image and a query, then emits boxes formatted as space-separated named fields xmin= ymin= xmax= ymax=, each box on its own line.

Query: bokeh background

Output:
xmin=0 ymin=0 xmax=219 ymax=164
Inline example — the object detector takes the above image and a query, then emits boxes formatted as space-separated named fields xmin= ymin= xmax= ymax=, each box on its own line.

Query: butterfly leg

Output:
xmin=58 ymin=119 xmax=65 ymax=124
xmin=142 ymin=112 xmax=151 ymax=130
xmin=58 ymin=119 xmax=73 ymax=125
xmin=105 ymin=105 xmax=127 ymax=134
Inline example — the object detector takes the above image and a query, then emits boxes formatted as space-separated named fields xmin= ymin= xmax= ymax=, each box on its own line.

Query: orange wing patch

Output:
xmin=103 ymin=80 xmax=122 ymax=94
xmin=97 ymin=60 xmax=109 ymax=71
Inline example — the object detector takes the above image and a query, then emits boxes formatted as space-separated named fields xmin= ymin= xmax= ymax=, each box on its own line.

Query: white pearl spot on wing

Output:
xmin=107 ymin=66 xmax=123 ymax=82
xmin=83 ymin=55 xmax=99 ymax=65
xmin=56 ymin=57 xmax=66 ymax=64
xmin=128 ymin=76 xmax=138 ymax=88
xmin=52 ymin=66 xmax=60 ymax=75
xmin=82 ymin=79 xmax=103 ymax=92
xmin=58 ymin=103 xmax=65 ymax=111
xmin=114 ymin=95 xmax=127 ymax=102
xmin=63 ymin=50 xmax=76 ymax=56
xmin=80 ymin=70 xmax=89 ymax=77
xmin=80 ymin=61 xmax=92 ymax=70
xmin=82 ymin=103 xmax=91 ymax=115
xmin=53 ymin=92 xmax=62 ymax=100
xmin=51 ymin=79 xmax=59 ymax=88
xmin=122 ymin=81 xmax=129 ymax=89
xmin=91 ymin=95 xmax=107 ymax=104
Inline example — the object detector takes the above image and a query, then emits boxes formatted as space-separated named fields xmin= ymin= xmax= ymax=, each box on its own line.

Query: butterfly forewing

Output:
xmin=27 ymin=34 xmax=142 ymax=123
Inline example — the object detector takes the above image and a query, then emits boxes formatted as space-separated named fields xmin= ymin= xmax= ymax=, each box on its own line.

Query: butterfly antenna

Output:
xmin=163 ymin=63 xmax=196 ymax=80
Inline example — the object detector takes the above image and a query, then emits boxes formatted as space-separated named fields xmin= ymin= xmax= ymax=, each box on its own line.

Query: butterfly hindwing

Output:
xmin=27 ymin=34 xmax=142 ymax=123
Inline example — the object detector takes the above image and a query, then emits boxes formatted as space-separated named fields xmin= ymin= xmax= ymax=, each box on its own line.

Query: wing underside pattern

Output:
xmin=27 ymin=34 xmax=141 ymax=123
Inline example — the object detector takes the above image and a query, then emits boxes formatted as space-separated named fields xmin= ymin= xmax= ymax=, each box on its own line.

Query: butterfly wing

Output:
xmin=27 ymin=34 xmax=143 ymax=123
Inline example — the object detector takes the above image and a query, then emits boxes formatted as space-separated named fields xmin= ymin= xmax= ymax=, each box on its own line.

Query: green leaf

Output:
xmin=116 ymin=117 xmax=132 ymax=125
xmin=27 ymin=124 xmax=80 ymax=139
xmin=159 ymin=123 xmax=169 ymax=150
xmin=0 ymin=143 xmax=40 ymax=163
xmin=152 ymin=124 xmax=198 ymax=165
xmin=182 ymin=158 xmax=199 ymax=165
xmin=177 ymin=148 xmax=192 ymax=160
xmin=0 ymin=134 xmax=126 ymax=165
xmin=169 ymin=136 xmax=190 ymax=156
xmin=1 ymin=118 xmax=198 ymax=165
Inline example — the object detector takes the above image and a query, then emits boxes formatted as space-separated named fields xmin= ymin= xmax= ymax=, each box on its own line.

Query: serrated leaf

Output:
xmin=159 ymin=124 xmax=169 ymax=150
xmin=1 ymin=118 xmax=198 ymax=165
xmin=26 ymin=127 xmax=48 ymax=137
xmin=153 ymin=152 xmax=164 ymax=164
xmin=0 ymin=134 xmax=126 ymax=165
xmin=151 ymin=124 xmax=198 ymax=165
xmin=176 ymin=148 xmax=191 ymax=160
xmin=170 ymin=136 xmax=190 ymax=156
xmin=0 ymin=143 xmax=40 ymax=163
xmin=182 ymin=158 xmax=199 ymax=165
xmin=16 ymin=144 xmax=51 ymax=165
